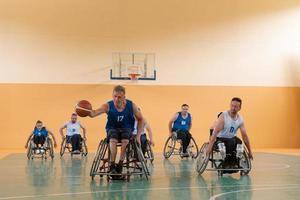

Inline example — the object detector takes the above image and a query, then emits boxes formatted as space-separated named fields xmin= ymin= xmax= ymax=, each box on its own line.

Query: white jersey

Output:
xmin=132 ymin=120 xmax=146 ymax=135
xmin=65 ymin=121 xmax=81 ymax=136
xmin=217 ymin=111 xmax=243 ymax=139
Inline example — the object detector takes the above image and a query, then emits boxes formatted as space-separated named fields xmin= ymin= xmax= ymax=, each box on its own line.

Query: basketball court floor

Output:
xmin=1 ymin=152 xmax=300 ymax=200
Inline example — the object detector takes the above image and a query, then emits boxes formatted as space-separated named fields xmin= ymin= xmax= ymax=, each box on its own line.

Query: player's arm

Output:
xmin=59 ymin=124 xmax=67 ymax=140
xmin=168 ymin=113 xmax=179 ymax=136
xmin=206 ymin=114 xmax=224 ymax=155
xmin=240 ymin=123 xmax=253 ymax=160
xmin=89 ymin=103 xmax=108 ymax=118
xmin=144 ymin=119 xmax=154 ymax=146
xmin=133 ymin=103 xmax=144 ymax=145
xmin=46 ymin=128 xmax=57 ymax=148
xmin=25 ymin=133 xmax=33 ymax=149
xmin=80 ymin=124 xmax=87 ymax=140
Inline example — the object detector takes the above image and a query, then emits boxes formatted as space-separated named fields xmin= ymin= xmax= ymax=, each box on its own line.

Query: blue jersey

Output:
xmin=105 ymin=100 xmax=135 ymax=131
xmin=33 ymin=127 xmax=48 ymax=137
xmin=173 ymin=112 xmax=192 ymax=131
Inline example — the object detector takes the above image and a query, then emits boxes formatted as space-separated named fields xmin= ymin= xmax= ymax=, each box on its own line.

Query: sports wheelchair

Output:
xmin=60 ymin=135 xmax=88 ymax=157
xmin=163 ymin=132 xmax=199 ymax=159
xmin=26 ymin=136 xmax=54 ymax=159
xmin=90 ymin=137 xmax=150 ymax=182
xmin=196 ymin=140 xmax=251 ymax=176
xmin=140 ymin=135 xmax=154 ymax=164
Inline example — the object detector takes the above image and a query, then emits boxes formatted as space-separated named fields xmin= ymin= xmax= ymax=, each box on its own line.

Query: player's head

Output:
xmin=181 ymin=104 xmax=189 ymax=114
xmin=35 ymin=120 xmax=43 ymax=131
xmin=230 ymin=97 xmax=242 ymax=114
xmin=112 ymin=85 xmax=126 ymax=105
xmin=71 ymin=113 xmax=77 ymax=123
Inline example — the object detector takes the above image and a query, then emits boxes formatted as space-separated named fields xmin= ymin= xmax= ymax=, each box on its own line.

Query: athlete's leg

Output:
xmin=71 ymin=134 xmax=80 ymax=151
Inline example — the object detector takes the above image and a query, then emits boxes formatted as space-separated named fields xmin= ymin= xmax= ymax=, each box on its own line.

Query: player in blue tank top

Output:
xmin=88 ymin=85 xmax=144 ymax=174
xmin=25 ymin=120 xmax=57 ymax=150
xmin=169 ymin=104 xmax=193 ymax=157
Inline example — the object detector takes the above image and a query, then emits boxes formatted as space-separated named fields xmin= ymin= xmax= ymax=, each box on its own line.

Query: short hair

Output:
xmin=36 ymin=120 xmax=42 ymax=124
xmin=72 ymin=113 xmax=77 ymax=117
xmin=181 ymin=104 xmax=189 ymax=107
xmin=231 ymin=97 xmax=242 ymax=105
xmin=113 ymin=85 xmax=126 ymax=94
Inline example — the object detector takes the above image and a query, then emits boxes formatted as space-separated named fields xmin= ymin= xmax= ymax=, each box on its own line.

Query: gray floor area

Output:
xmin=1 ymin=152 xmax=300 ymax=200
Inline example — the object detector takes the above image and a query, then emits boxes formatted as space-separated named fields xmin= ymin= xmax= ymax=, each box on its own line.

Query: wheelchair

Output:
xmin=143 ymin=139 xmax=154 ymax=164
xmin=26 ymin=136 xmax=54 ymax=159
xmin=60 ymin=135 xmax=88 ymax=157
xmin=90 ymin=137 xmax=150 ymax=182
xmin=196 ymin=139 xmax=252 ymax=176
xmin=163 ymin=132 xmax=199 ymax=159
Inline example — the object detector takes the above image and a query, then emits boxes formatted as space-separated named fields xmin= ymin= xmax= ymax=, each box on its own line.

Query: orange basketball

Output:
xmin=75 ymin=100 xmax=92 ymax=117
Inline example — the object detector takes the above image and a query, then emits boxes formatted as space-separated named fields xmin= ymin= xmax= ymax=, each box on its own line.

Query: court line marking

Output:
xmin=1 ymin=184 xmax=300 ymax=199
xmin=209 ymin=185 xmax=300 ymax=200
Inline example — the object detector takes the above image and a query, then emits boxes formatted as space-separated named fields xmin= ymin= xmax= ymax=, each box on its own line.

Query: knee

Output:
xmin=110 ymin=139 xmax=118 ymax=144
xmin=121 ymin=139 xmax=129 ymax=145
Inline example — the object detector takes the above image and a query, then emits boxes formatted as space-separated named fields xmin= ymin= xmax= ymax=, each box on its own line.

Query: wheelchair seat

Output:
xmin=90 ymin=137 xmax=150 ymax=182
xmin=196 ymin=140 xmax=252 ymax=176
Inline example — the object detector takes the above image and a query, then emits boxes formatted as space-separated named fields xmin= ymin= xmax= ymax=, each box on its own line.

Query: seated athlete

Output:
xmin=169 ymin=104 xmax=192 ymax=157
xmin=25 ymin=120 xmax=57 ymax=153
xmin=132 ymin=109 xmax=154 ymax=156
xmin=206 ymin=97 xmax=253 ymax=172
xmin=59 ymin=113 xmax=87 ymax=154
xmin=88 ymin=85 xmax=144 ymax=174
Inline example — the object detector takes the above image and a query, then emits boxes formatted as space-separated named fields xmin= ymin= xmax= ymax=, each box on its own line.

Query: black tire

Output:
xmin=134 ymin=141 xmax=149 ymax=180
xmin=27 ymin=140 xmax=33 ymax=159
xmin=240 ymin=146 xmax=252 ymax=176
xmin=60 ymin=137 xmax=66 ymax=157
xmin=81 ymin=140 xmax=88 ymax=156
xmin=90 ymin=139 xmax=103 ymax=177
xmin=163 ymin=136 xmax=176 ymax=158
xmin=47 ymin=138 xmax=54 ymax=159
xmin=145 ymin=140 xmax=154 ymax=163
xmin=90 ymin=139 xmax=108 ymax=178
xmin=195 ymin=143 xmax=209 ymax=175
xmin=190 ymin=137 xmax=199 ymax=159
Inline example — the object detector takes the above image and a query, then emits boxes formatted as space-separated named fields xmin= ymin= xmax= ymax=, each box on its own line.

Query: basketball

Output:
xmin=75 ymin=100 xmax=92 ymax=117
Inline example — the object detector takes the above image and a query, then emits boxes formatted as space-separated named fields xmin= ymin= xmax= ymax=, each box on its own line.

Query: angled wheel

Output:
xmin=90 ymin=139 xmax=109 ymax=179
xmin=60 ymin=137 xmax=66 ymax=157
xmin=195 ymin=143 xmax=209 ymax=175
xmin=27 ymin=140 xmax=34 ymax=159
xmin=134 ymin=140 xmax=149 ymax=180
xmin=81 ymin=140 xmax=88 ymax=156
xmin=163 ymin=136 xmax=176 ymax=158
xmin=47 ymin=138 xmax=54 ymax=159
xmin=189 ymin=137 xmax=199 ymax=159
xmin=240 ymin=146 xmax=251 ymax=176
xmin=145 ymin=140 xmax=154 ymax=163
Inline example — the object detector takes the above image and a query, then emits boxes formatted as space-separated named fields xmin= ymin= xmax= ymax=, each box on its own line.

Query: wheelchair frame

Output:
xmin=196 ymin=142 xmax=252 ymax=176
xmin=59 ymin=135 xmax=88 ymax=157
xmin=26 ymin=136 xmax=54 ymax=159
xmin=90 ymin=138 xmax=150 ymax=182
xmin=163 ymin=133 xmax=199 ymax=159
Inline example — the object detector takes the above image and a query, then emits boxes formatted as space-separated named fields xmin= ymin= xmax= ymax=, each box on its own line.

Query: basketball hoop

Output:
xmin=128 ymin=73 xmax=140 ymax=81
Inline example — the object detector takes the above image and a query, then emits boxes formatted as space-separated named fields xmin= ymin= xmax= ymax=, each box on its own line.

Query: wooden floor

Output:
xmin=1 ymin=150 xmax=300 ymax=200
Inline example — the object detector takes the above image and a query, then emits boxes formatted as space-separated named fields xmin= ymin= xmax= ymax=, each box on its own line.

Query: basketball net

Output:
xmin=128 ymin=73 xmax=140 ymax=81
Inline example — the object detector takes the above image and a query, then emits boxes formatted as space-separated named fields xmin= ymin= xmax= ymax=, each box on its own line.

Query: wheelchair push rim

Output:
xmin=163 ymin=136 xmax=176 ymax=158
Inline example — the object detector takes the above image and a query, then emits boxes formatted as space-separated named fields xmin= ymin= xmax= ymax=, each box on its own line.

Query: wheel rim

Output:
xmin=196 ymin=143 xmax=209 ymax=174
xmin=163 ymin=137 xmax=175 ymax=158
